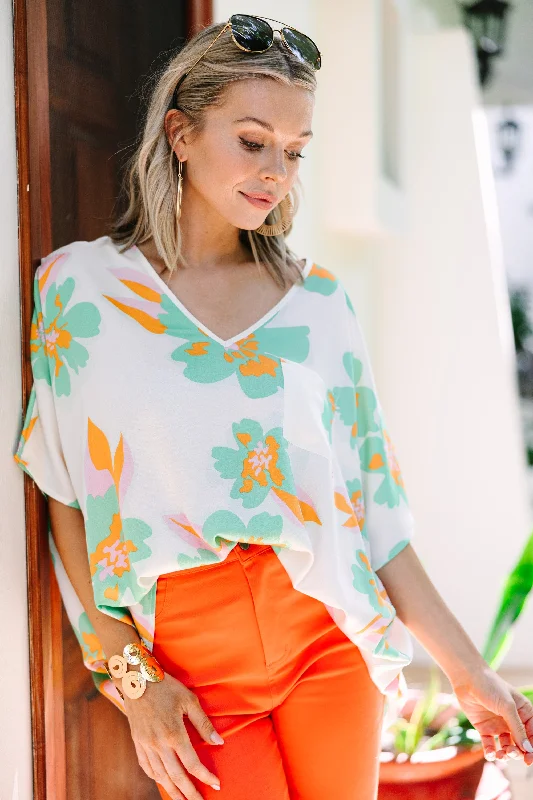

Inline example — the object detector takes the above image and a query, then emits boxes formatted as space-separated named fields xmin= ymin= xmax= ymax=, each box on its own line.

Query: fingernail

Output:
xmin=523 ymin=740 xmax=533 ymax=753
xmin=486 ymin=752 xmax=496 ymax=761
xmin=210 ymin=731 xmax=225 ymax=745
xmin=209 ymin=785 xmax=221 ymax=791
xmin=508 ymin=749 xmax=521 ymax=759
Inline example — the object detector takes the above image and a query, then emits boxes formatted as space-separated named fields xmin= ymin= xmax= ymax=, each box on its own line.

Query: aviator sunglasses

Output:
xmin=172 ymin=14 xmax=321 ymax=109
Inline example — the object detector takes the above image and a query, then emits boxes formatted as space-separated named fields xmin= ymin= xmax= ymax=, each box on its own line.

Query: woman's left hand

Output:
xmin=451 ymin=665 xmax=533 ymax=766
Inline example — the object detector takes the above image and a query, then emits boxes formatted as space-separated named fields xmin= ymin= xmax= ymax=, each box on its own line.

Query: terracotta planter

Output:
xmin=378 ymin=745 xmax=486 ymax=799
xmin=378 ymin=688 xmax=487 ymax=799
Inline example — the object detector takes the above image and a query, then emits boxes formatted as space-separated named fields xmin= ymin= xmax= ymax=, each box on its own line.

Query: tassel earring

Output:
xmin=255 ymin=194 xmax=293 ymax=236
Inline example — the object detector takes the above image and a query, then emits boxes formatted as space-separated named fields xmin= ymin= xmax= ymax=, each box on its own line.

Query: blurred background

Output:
xmin=2 ymin=1 xmax=533 ymax=798
xmin=220 ymin=0 xmax=533 ymax=677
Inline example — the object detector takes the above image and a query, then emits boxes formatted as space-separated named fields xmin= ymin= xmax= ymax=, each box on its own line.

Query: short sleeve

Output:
xmin=13 ymin=271 xmax=78 ymax=506
xmin=340 ymin=285 xmax=415 ymax=571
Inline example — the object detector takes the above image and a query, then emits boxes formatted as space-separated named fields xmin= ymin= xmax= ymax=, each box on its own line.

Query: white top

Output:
xmin=14 ymin=235 xmax=415 ymax=732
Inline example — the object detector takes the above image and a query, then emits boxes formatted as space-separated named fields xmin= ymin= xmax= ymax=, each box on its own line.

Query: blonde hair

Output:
xmin=109 ymin=21 xmax=317 ymax=289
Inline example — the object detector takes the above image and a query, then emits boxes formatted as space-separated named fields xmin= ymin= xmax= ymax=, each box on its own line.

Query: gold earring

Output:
xmin=255 ymin=194 xmax=293 ymax=236
xmin=176 ymin=159 xmax=183 ymax=224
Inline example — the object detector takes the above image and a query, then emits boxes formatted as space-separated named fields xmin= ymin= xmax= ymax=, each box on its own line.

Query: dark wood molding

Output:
xmin=13 ymin=1 xmax=212 ymax=797
xmin=14 ymin=1 xmax=67 ymax=798
xmin=187 ymin=0 xmax=213 ymax=35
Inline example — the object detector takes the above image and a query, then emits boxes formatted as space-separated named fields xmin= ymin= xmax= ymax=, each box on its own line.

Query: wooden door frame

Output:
xmin=13 ymin=3 xmax=213 ymax=798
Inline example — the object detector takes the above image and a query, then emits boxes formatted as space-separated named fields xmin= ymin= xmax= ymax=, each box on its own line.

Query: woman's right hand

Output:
xmin=118 ymin=670 xmax=223 ymax=799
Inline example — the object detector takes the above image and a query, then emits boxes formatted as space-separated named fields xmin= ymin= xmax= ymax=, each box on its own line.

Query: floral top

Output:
xmin=14 ymin=235 xmax=415 ymax=732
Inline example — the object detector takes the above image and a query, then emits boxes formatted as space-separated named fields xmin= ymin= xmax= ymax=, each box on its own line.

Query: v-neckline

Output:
xmin=127 ymin=243 xmax=312 ymax=348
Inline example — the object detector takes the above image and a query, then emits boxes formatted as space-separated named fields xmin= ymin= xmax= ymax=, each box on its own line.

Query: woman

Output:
xmin=14 ymin=14 xmax=533 ymax=800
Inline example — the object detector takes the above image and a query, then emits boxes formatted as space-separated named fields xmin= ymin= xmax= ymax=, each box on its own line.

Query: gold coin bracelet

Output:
xmin=104 ymin=642 xmax=164 ymax=700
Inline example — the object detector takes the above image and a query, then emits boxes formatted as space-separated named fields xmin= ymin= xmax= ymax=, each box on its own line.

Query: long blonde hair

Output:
xmin=109 ymin=21 xmax=317 ymax=289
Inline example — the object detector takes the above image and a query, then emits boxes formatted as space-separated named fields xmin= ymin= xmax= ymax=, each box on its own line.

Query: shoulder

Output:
xmin=35 ymin=235 xmax=116 ymax=300
xmin=300 ymin=259 xmax=356 ymax=315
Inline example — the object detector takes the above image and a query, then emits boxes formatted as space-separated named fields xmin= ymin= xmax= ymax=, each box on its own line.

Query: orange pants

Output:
xmin=152 ymin=543 xmax=385 ymax=800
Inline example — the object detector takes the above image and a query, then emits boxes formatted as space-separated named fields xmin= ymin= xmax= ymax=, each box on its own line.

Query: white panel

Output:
xmin=0 ymin=0 xmax=34 ymax=796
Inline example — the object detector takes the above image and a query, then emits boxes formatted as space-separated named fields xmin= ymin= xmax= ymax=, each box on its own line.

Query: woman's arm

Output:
xmin=47 ymin=498 xmax=143 ymax=693
xmin=377 ymin=543 xmax=533 ymax=764
xmin=376 ymin=543 xmax=485 ymax=685
xmin=47 ymin=498 xmax=225 ymax=797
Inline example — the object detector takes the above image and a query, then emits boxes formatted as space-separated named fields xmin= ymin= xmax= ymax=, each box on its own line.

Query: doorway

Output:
xmin=14 ymin=2 xmax=212 ymax=798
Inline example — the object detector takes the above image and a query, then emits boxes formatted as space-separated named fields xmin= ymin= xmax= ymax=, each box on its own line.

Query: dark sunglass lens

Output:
xmin=282 ymin=28 xmax=321 ymax=69
xmin=230 ymin=14 xmax=273 ymax=51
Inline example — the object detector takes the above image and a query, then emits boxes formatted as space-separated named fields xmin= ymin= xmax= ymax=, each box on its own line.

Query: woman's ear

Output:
xmin=164 ymin=109 xmax=188 ymax=160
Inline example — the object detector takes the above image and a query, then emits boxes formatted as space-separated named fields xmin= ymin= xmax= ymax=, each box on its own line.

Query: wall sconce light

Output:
xmin=458 ymin=1 xmax=513 ymax=88
xmin=497 ymin=116 xmax=521 ymax=173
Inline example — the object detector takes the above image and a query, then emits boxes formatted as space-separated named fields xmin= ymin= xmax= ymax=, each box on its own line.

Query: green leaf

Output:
xmin=482 ymin=531 xmax=533 ymax=669
xmin=404 ymin=666 xmax=441 ymax=755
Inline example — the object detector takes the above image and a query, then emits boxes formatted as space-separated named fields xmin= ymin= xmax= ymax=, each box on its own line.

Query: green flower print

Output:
xmin=202 ymin=509 xmax=283 ymax=550
xmin=303 ymin=263 xmax=339 ymax=295
xmin=387 ymin=539 xmax=411 ymax=562
xmin=332 ymin=352 xmax=379 ymax=448
xmin=32 ymin=275 xmax=101 ymax=397
xmin=344 ymin=288 xmax=356 ymax=316
xmin=73 ymin=611 xmax=105 ymax=668
xmin=351 ymin=550 xmax=394 ymax=619
xmin=212 ymin=418 xmax=322 ymax=525
xmin=161 ymin=295 xmax=310 ymax=399
xmin=212 ymin=418 xmax=296 ymax=508
xmin=85 ymin=417 xmax=155 ymax=612
xmin=322 ymin=390 xmax=336 ymax=442
xmin=86 ymin=485 xmax=153 ymax=609
xmin=359 ymin=432 xmax=408 ymax=508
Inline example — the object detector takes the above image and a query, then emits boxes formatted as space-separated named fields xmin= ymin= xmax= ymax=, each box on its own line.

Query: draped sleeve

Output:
xmin=337 ymin=283 xmax=415 ymax=572
xmin=13 ymin=270 xmax=79 ymax=507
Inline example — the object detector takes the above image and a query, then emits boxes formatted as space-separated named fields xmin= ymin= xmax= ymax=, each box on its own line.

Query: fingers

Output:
xmin=135 ymin=741 xmax=157 ymax=779
xmin=510 ymin=688 xmax=533 ymax=754
xmin=147 ymin=750 xmax=188 ymax=800
xmin=170 ymin=727 xmax=221 ymax=789
xmin=159 ymin=747 xmax=205 ymax=800
xmin=496 ymin=732 xmax=522 ymax=760
xmin=481 ymin=734 xmax=498 ymax=761
xmin=187 ymin=693 xmax=225 ymax=747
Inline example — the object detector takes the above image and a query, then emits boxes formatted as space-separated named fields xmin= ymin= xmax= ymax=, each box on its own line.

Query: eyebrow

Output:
xmin=233 ymin=116 xmax=313 ymax=139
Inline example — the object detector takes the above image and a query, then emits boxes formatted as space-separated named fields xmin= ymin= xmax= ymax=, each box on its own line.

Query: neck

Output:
xmin=169 ymin=180 xmax=251 ymax=271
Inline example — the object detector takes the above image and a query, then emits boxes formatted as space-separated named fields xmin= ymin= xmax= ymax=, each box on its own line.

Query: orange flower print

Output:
xmin=212 ymin=418 xmax=321 ymax=525
xmin=85 ymin=418 xmax=152 ymax=609
xmin=89 ymin=512 xmax=138 ymax=581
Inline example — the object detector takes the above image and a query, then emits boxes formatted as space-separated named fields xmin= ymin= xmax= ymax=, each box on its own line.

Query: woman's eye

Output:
xmin=240 ymin=138 xmax=263 ymax=152
xmin=239 ymin=137 xmax=305 ymax=161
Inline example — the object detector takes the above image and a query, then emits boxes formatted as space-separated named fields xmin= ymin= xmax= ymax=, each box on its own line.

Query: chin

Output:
xmin=231 ymin=215 xmax=267 ymax=232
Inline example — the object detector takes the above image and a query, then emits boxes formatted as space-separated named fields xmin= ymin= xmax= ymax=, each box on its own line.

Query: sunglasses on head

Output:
xmin=172 ymin=14 xmax=321 ymax=110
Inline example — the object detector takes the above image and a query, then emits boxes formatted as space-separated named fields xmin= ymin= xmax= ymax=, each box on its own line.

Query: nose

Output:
xmin=259 ymin=148 xmax=288 ymax=183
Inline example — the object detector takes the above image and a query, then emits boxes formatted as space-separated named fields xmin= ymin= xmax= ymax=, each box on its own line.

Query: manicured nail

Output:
xmin=211 ymin=731 xmax=225 ymax=745
xmin=209 ymin=785 xmax=221 ymax=791
xmin=522 ymin=739 xmax=533 ymax=753
xmin=486 ymin=752 xmax=496 ymax=761
xmin=508 ymin=749 xmax=521 ymax=759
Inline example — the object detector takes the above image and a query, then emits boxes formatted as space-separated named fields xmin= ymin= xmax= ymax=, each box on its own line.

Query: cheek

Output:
xmin=193 ymin=139 xmax=251 ymax=192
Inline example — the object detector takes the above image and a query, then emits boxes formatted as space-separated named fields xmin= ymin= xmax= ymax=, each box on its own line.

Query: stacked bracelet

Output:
xmin=104 ymin=642 xmax=164 ymax=699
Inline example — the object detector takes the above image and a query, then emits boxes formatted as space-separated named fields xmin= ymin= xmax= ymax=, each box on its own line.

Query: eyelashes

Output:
xmin=239 ymin=137 xmax=305 ymax=161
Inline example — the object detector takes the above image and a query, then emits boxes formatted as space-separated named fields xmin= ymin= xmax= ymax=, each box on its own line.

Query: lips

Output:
xmin=240 ymin=192 xmax=276 ymax=209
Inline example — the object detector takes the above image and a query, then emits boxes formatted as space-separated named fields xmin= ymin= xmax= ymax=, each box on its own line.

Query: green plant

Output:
xmin=510 ymin=287 xmax=533 ymax=354
xmin=386 ymin=527 xmax=533 ymax=756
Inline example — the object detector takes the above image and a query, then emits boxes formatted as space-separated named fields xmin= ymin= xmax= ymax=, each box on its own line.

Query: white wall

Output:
xmin=371 ymin=26 xmax=532 ymax=667
xmin=0 ymin=0 xmax=33 ymax=797
xmin=214 ymin=1 xmax=532 ymax=669
xmin=485 ymin=105 xmax=533 ymax=294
